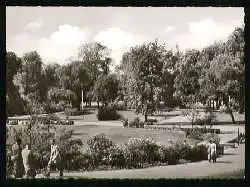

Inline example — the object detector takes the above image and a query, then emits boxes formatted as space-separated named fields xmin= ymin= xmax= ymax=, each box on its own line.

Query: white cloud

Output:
xmin=165 ymin=26 xmax=175 ymax=33
xmin=25 ymin=17 xmax=44 ymax=30
xmin=7 ymin=24 xmax=92 ymax=64
xmin=94 ymin=27 xmax=146 ymax=64
xmin=169 ymin=18 xmax=243 ymax=51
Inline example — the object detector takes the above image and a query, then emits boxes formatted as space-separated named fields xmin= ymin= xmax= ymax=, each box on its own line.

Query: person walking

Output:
xmin=44 ymin=139 xmax=63 ymax=178
xmin=22 ymin=144 xmax=36 ymax=178
xmin=207 ymin=139 xmax=217 ymax=163
xmin=11 ymin=137 xmax=25 ymax=178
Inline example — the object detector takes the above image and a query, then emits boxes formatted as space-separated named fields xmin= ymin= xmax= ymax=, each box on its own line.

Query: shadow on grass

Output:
xmin=214 ymin=160 xmax=233 ymax=164
xmin=72 ymin=132 xmax=89 ymax=136
xmin=223 ymin=153 xmax=237 ymax=156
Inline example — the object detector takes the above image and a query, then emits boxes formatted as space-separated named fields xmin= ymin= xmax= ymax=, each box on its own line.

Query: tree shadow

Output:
xmin=214 ymin=160 xmax=233 ymax=164
xmin=223 ymin=153 xmax=237 ymax=156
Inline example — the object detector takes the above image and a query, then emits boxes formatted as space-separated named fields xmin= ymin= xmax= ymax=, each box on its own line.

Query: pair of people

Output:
xmin=11 ymin=137 xmax=36 ymax=178
xmin=207 ymin=139 xmax=217 ymax=163
xmin=11 ymin=137 xmax=63 ymax=178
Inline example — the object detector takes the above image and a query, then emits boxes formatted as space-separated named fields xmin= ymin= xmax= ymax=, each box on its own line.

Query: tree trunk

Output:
xmin=239 ymin=85 xmax=244 ymax=114
xmin=225 ymin=102 xmax=236 ymax=124
xmin=97 ymin=101 xmax=99 ymax=108
xmin=145 ymin=113 xmax=148 ymax=122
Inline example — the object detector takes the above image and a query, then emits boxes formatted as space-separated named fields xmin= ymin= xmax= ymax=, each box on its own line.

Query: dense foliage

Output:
xmin=97 ymin=106 xmax=121 ymax=120
xmin=7 ymin=27 xmax=244 ymax=125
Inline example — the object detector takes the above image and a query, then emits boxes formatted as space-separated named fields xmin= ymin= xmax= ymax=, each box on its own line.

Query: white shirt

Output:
xmin=50 ymin=144 xmax=59 ymax=163
xmin=22 ymin=147 xmax=31 ymax=170
xmin=208 ymin=143 xmax=217 ymax=154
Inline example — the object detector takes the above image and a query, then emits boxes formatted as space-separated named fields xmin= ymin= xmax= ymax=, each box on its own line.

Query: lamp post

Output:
xmin=81 ymin=89 xmax=84 ymax=111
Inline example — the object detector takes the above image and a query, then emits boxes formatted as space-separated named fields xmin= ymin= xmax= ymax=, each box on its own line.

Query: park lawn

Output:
xmin=200 ymin=169 xmax=245 ymax=179
xmin=59 ymin=124 xmax=186 ymax=150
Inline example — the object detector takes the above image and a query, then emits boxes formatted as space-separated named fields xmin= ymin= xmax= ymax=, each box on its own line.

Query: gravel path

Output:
xmin=36 ymin=144 xmax=245 ymax=179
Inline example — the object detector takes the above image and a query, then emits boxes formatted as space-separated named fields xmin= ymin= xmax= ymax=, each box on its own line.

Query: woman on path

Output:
xmin=207 ymin=139 xmax=217 ymax=163
xmin=11 ymin=137 xmax=25 ymax=178
xmin=44 ymin=139 xmax=63 ymax=178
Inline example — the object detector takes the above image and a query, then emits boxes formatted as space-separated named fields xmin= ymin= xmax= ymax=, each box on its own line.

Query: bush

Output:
xmin=64 ymin=108 xmax=85 ymax=116
xmin=195 ymin=110 xmax=217 ymax=128
xmin=108 ymin=144 xmax=126 ymax=169
xmin=97 ymin=106 xmax=121 ymax=121
xmin=128 ymin=117 xmax=140 ymax=128
xmin=122 ymin=119 xmax=129 ymax=127
xmin=174 ymin=142 xmax=192 ymax=161
xmin=186 ymin=127 xmax=204 ymax=140
xmin=112 ymin=101 xmax=127 ymax=111
xmin=188 ymin=145 xmax=207 ymax=162
xmin=87 ymin=134 xmax=114 ymax=167
xmin=124 ymin=138 xmax=160 ymax=168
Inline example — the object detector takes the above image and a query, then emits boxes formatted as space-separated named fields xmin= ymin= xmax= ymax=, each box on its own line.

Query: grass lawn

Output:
xmin=58 ymin=124 xmax=186 ymax=150
xmin=201 ymin=169 xmax=245 ymax=179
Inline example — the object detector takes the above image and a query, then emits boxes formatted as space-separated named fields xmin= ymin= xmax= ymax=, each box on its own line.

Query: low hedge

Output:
xmin=97 ymin=106 xmax=121 ymax=121
xmin=64 ymin=108 xmax=85 ymax=116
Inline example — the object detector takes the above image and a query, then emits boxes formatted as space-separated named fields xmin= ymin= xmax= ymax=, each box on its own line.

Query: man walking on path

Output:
xmin=208 ymin=139 xmax=217 ymax=163
xmin=44 ymin=139 xmax=63 ymax=178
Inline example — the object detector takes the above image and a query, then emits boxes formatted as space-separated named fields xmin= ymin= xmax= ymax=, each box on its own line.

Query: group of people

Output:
xmin=10 ymin=137 xmax=63 ymax=179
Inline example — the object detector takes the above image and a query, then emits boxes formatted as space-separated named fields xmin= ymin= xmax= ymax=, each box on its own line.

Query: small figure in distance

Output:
xmin=207 ymin=139 xmax=217 ymax=163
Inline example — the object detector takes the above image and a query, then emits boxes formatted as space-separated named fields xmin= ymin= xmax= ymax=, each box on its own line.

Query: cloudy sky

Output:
xmin=6 ymin=7 xmax=244 ymax=66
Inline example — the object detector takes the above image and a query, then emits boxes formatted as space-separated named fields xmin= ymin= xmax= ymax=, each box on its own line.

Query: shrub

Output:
xmin=122 ymin=119 xmax=129 ymax=127
xmin=195 ymin=110 xmax=217 ymax=128
xmin=186 ymin=127 xmax=204 ymax=140
xmin=128 ymin=117 xmax=140 ymax=128
xmin=174 ymin=142 xmax=192 ymax=161
xmin=108 ymin=144 xmax=126 ymax=169
xmin=124 ymin=138 xmax=160 ymax=168
xmin=220 ymin=105 xmax=229 ymax=113
xmin=112 ymin=101 xmax=127 ymax=111
xmin=87 ymin=134 xmax=114 ymax=167
xmin=188 ymin=145 xmax=207 ymax=162
xmin=97 ymin=106 xmax=121 ymax=121
xmin=64 ymin=108 xmax=85 ymax=116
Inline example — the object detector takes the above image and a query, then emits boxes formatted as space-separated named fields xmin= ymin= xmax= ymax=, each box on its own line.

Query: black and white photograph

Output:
xmin=6 ymin=7 xmax=245 ymax=179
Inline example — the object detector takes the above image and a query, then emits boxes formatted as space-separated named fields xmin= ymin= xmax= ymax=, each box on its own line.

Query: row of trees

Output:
xmin=6 ymin=43 xmax=119 ymax=116
xmin=117 ymin=26 xmax=244 ymax=122
xmin=6 ymin=26 xmax=244 ymax=123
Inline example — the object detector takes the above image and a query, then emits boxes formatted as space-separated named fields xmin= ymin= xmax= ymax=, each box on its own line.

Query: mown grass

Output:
xmin=66 ymin=125 xmax=186 ymax=150
xmin=201 ymin=169 xmax=245 ymax=179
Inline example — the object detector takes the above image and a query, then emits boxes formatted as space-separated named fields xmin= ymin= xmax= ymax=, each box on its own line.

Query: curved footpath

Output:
xmin=36 ymin=144 xmax=245 ymax=179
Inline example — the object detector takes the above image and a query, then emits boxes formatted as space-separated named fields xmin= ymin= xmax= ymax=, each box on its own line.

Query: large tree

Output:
xmin=120 ymin=40 xmax=166 ymax=121
xmin=93 ymin=74 xmax=119 ymax=107
xmin=20 ymin=51 xmax=44 ymax=102
xmin=173 ymin=49 xmax=201 ymax=106
xmin=77 ymin=42 xmax=112 ymax=107
xmin=6 ymin=51 xmax=25 ymax=116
